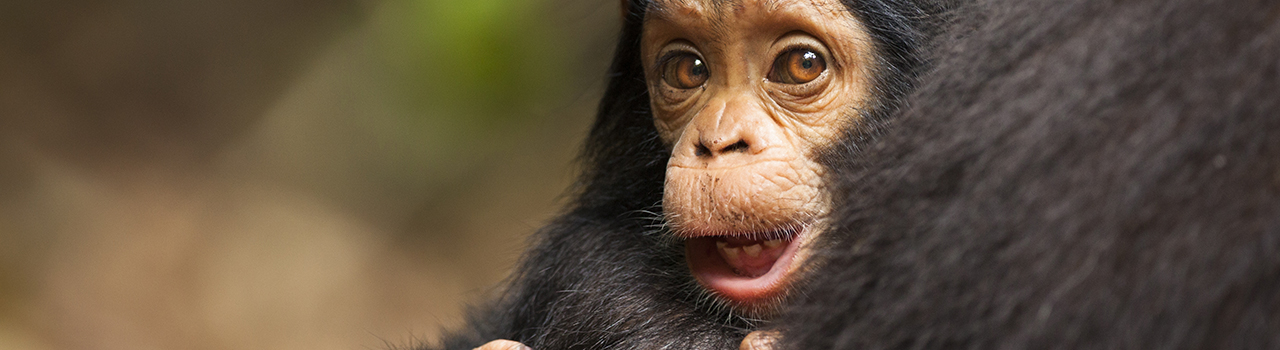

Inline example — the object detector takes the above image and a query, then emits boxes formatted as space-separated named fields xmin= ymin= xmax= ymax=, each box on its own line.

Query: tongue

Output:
xmin=715 ymin=237 xmax=788 ymax=277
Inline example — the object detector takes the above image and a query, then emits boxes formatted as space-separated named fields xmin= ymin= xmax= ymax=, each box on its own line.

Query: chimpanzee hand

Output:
xmin=473 ymin=339 xmax=530 ymax=350
xmin=473 ymin=333 xmax=774 ymax=350
xmin=740 ymin=330 xmax=779 ymax=350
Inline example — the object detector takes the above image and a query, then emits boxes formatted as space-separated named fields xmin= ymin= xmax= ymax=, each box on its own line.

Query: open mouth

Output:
xmin=683 ymin=225 xmax=808 ymax=309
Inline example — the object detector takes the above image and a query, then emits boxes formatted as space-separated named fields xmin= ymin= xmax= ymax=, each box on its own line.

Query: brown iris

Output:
xmin=662 ymin=54 xmax=709 ymax=89
xmin=769 ymin=48 xmax=825 ymax=84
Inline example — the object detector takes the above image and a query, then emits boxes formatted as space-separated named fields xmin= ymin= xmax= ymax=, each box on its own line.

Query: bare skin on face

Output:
xmin=480 ymin=1 xmax=875 ymax=349
xmin=644 ymin=0 xmax=875 ymax=316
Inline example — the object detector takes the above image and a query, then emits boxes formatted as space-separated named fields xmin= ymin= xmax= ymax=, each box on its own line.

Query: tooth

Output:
xmin=716 ymin=241 xmax=727 ymax=250
xmin=722 ymin=247 xmax=740 ymax=261
xmin=743 ymin=244 xmax=762 ymax=257
xmin=763 ymin=239 xmax=783 ymax=249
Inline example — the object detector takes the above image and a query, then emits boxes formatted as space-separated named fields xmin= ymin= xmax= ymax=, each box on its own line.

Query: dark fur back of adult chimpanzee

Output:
xmin=783 ymin=0 xmax=1280 ymax=348
xmin=420 ymin=1 xmax=952 ymax=350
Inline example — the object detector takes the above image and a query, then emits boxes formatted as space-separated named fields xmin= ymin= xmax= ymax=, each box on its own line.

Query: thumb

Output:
xmin=740 ymin=330 xmax=780 ymax=350
xmin=473 ymin=339 xmax=531 ymax=350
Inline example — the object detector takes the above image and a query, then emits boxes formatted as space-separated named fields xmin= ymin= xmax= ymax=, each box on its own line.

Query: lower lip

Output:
xmin=683 ymin=227 xmax=806 ymax=309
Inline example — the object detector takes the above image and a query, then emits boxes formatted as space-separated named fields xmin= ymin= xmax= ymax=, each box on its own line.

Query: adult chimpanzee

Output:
xmin=776 ymin=0 xmax=1280 ymax=348
xmin=421 ymin=0 xmax=950 ymax=349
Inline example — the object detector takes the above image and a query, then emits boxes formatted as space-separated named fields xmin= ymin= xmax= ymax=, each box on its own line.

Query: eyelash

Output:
xmin=774 ymin=44 xmax=828 ymax=65
xmin=656 ymin=50 xmax=699 ymax=73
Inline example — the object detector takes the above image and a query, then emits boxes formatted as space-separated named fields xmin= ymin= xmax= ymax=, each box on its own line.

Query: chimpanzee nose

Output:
xmin=695 ymin=138 xmax=750 ymax=158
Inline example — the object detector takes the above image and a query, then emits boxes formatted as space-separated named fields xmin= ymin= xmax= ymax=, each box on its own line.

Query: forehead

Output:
xmin=644 ymin=0 xmax=854 ymax=40
xmin=646 ymin=0 xmax=849 ymax=24
xmin=647 ymin=0 xmax=774 ymax=16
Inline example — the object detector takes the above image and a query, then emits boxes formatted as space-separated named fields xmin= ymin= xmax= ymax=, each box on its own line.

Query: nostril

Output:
xmin=695 ymin=139 xmax=749 ymax=157
xmin=723 ymin=140 xmax=749 ymax=153
xmin=695 ymin=143 xmax=711 ymax=157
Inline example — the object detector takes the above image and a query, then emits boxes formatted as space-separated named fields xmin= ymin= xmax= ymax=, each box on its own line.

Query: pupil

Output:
xmin=801 ymin=51 xmax=817 ymax=69
xmin=691 ymin=59 xmax=705 ymax=76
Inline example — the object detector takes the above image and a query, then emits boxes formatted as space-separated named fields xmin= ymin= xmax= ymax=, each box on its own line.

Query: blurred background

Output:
xmin=0 ymin=1 xmax=619 ymax=349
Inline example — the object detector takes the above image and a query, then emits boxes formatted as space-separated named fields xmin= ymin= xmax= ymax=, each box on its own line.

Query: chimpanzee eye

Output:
xmin=662 ymin=54 xmax=709 ymax=89
xmin=768 ymin=48 xmax=826 ymax=84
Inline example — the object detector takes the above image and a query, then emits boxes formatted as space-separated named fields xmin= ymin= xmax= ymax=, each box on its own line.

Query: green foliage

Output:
xmin=373 ymin=0 xmax=566 ymax=131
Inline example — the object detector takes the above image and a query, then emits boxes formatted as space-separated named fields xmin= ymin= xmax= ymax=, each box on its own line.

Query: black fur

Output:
xmin=783 ymin=0 xmax=1280 ymax=348
xmin=421 ymin=0 xmax=949 ymax=349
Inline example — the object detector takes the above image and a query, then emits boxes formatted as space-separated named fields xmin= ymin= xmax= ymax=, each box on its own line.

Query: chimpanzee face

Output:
xmin=641 ymin=0 xmax=876 ymax=316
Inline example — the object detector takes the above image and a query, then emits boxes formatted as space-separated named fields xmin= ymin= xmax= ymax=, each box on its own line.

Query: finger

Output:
xmin=740 ymin=330 xmax=780 ymax=350
xmin=473 ymin=339 xmax=532 ymax=350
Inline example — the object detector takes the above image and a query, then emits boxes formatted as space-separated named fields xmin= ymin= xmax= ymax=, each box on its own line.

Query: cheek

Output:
xmin=783 ymin=88 xmax=869 ymax=150
xmin=651 ymin=94 xmax=703 ymax=145
xmin=654 ymin=117 xmax=684 ymax=145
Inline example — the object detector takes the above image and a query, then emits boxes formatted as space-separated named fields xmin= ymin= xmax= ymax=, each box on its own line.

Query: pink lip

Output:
xmin=683 ymin=226 xmax=806 ymax=309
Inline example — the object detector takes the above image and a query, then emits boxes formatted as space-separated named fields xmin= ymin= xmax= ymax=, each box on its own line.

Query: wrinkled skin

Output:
xmin=645 ymin=0 xmax=875 ymax=315
xmin=645 ymin=0 xmax=875 ymax=237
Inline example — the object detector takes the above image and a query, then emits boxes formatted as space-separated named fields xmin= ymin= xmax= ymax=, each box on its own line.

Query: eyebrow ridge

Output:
xmin=645 ymin=0 xmax=735 ymax=44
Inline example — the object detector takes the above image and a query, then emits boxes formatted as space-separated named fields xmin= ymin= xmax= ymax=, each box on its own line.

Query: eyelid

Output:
xmin=654 ymin=41 xmax=702 ymax=72
xmin=777 ymin=44 xmax=818 ymax=57
xmin=770 ymin=32 xmax=834 ymax=69
xmin=657 ymin=50 xmax=697 ymax=71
